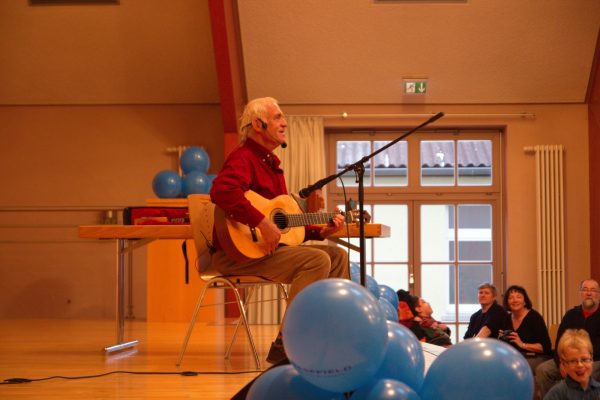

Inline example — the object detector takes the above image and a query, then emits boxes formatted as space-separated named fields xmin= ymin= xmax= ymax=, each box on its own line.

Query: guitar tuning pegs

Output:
xmin=346 ymin=198 xmax=357 ymax=211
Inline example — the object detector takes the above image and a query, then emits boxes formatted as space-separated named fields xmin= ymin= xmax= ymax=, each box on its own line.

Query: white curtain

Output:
xmin=248 ymin=115 xmax=326 ymax=324
xmin=274 ymin=115 xmax=326 ymax=195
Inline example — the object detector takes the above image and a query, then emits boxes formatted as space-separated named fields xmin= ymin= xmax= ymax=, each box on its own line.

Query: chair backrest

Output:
xmin=187 ymin=194 xmax=216 ymax=274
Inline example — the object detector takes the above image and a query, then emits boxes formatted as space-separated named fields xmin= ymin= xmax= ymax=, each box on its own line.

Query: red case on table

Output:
xmin=123 ymin=207 xmax=189 ymax=225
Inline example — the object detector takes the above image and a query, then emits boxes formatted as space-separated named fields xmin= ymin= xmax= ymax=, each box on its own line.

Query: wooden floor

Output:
xmin=0 ymin=319 xmax=280 ymax=399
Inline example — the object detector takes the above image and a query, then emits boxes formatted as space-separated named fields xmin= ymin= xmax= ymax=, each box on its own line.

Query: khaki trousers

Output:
xmin=210 ymin=244 xmax=349 ymax=303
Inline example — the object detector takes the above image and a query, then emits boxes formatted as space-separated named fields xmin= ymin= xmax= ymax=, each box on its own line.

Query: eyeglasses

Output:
xmin=561 ymin=357 xmax=593 ymax=366
xmin=580 ymin=288 xmax=600 ymax=293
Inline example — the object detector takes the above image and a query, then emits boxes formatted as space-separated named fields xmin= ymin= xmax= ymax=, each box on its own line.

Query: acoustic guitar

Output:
xmin=214 ymin=190 xmax=361 ymax=262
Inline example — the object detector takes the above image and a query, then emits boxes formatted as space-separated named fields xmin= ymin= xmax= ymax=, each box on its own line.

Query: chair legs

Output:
xmin=226 ymin=284 xmax=261 ymax=369
xmin=176 ymin=278 xmax=288 ymax=370
xmin=176 ymin=279 xmax=211 ymax=367
xmin=224 ymin=286 xmax=257 ymax=362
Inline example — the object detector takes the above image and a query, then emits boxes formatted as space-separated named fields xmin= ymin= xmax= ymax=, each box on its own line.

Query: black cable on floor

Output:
xmin=1 ymin=369 xmax=262 ymax=385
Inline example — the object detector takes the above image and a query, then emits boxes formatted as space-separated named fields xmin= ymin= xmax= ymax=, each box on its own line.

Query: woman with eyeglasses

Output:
xmin=499 ymin=285 xmax=552 ymax=372
xmin=544 ymin=329 xmax=600 ymax=399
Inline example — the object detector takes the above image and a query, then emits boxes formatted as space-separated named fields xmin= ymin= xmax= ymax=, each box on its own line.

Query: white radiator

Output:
xmin=525 ymin=145 xmax=565 ymax=326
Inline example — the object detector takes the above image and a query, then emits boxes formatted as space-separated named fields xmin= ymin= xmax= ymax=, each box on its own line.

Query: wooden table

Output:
xmin=78 ymin=223 xmax=390 ymax=353
xmin=78 ymin=223 xmax=389 ymax=241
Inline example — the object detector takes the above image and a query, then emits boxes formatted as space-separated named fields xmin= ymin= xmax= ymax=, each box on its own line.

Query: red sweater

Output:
xmin=210 ymin=138 xmax=322 ymax=252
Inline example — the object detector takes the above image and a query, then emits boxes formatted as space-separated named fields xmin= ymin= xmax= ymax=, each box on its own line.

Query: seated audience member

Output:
xmin=499 ymin=285 xmax=552 ymax=372
xmin=464 ymin=282 xmax=508 ymax=339
xmin=544 ymin=329 xmax=600 ymax=399
xmin=397 ymin=289 xmax=452 ymax=347
xmin=536 ymin=279 xmax=600 ymax=398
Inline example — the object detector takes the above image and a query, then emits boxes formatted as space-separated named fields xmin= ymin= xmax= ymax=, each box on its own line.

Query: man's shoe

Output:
xmin=266 ymin=339 xmax=287 ymax=364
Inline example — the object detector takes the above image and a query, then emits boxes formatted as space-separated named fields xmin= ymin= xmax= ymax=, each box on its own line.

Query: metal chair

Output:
xmin=176 ymin=194 xmax=288 ymax=369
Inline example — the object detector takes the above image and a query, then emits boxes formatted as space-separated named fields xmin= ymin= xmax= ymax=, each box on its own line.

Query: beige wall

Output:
xmin=0 ymin=0 xmax=218 ymax=105
xmin=1 ymin=105 xmax=223 ymax=206
xmin=0 ymin=0 xmax=225 ymax=319
xmin=0 ymin=104 xmax=223 ymax=319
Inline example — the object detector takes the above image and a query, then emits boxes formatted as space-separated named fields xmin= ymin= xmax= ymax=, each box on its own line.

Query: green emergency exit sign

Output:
xmin=404 ymin=80 xmax=427 ymax=94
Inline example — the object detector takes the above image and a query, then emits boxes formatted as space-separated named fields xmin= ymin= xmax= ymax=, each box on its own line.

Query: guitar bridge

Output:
xmin=250 ymin=227 xmax=258 ymax=242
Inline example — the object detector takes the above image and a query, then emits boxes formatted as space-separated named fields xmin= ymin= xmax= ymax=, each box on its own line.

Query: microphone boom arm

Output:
xmin=298 ymin=112 xmax=445 ymax=199
xmin=298 ymin=111 xmax=445 ymax=288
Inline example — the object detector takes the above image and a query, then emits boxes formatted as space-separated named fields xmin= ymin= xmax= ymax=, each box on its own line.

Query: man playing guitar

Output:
xmin=209 ymin=97 xmax=349 ymax=364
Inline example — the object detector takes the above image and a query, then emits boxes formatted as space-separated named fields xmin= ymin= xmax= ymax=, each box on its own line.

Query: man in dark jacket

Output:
xmin=536 ymin=279 xmax=600 ymax=398
xmin=464 ymin=282 xmax=508 ymax=339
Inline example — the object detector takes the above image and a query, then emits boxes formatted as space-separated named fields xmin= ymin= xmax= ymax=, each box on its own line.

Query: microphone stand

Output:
xmin=299 ymin=112 xmax=445 ymax=287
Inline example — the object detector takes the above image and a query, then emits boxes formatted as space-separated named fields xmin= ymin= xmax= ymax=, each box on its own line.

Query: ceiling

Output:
xmin=0 ymin=1 xmax=598 ymax=107
xmin=235 ymin=0 xmax=600 ymax=105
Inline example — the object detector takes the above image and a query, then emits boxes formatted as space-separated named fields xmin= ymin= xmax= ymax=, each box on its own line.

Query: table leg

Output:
xmin=127 ymin=250 xmax=135 ymax=319
xmin=104 ymin=238 xmax=139 ymax=353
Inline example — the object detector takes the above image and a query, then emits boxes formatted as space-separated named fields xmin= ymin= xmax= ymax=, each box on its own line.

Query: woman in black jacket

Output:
xmin=499 ymin=285 xmax=552 ymax=372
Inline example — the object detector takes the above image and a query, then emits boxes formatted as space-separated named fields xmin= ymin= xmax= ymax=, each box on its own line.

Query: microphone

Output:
xmin=298 ymin=186 xmax=312 ymax=199
xmin=298 ymin=175 xmax=332 ymax=198
xmin=281 ymin=142 xmax=287 ymax=149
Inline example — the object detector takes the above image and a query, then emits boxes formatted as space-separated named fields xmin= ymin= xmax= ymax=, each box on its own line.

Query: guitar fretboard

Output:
xmin=273 ymin=211 xmax=353 ymax=229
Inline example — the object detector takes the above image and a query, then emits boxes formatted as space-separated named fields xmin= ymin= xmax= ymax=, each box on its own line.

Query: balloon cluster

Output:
xmin=151 ymin=146 xmax=216 ymax=198
xmin=248 ymin=272 xmax=534 ymax=400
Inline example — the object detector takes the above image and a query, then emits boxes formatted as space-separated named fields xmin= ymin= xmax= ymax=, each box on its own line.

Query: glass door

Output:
xmin=417 ymin=202 xmax=496 ymax=343
xmin=328 ymin=129 xmax=502 ymax=343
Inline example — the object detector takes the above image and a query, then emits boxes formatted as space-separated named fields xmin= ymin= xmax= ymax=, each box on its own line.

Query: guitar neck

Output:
xmin=284 ymin=212 xmax=339 ymax=227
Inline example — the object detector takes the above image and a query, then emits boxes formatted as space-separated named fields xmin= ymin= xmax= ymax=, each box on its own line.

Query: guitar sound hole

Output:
xmin=272 ymin=212 xmax=289 ymax=230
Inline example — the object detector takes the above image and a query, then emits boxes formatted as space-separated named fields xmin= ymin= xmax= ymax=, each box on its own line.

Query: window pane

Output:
xmin=348 ymin=239 xmax=372 ymax=263
xmin=374 ymin=204 xmax=408 ymax=262
xmin=421 ymin=264 xmax=454 ymax=323
xmin=456 ymin=263 xmax=493 ymax=323
xmin=374 ymin=264 xmax=408 ymax=291
xmin=336 ymin=141 xmax=372 ymax=187
xmin=421 ymin=140 xmax=455 ymax=186
xmin=373 ymin=141 xmax=408 ymax=187
xmin=421 ymin=204 xmax=455 ymax=262
xmin=458 ymin=140 xmax=492 ymax=186
xmin=458 ymin=204 xmax=492 ymax=262
xmin=457 ymin=324 xmax=469 ymax=343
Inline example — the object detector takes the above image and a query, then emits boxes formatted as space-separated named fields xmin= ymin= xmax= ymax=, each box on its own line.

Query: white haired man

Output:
xmin=208 ymin=97 xmax=349 ymax=364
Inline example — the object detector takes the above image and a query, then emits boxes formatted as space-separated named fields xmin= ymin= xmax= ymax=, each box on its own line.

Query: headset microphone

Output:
xmin=257 ymin=118 xmax=286 ymax=148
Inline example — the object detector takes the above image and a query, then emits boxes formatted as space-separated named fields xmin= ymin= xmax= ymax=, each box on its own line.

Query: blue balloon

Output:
xmin=379 ymin=297 xmax=398 ymax=322
xmin=374 ymin=321 xmax=425 ymax=393
xmin=350 ymin=263 xmax=361 ymax=284
xmin=152 ymin=170 xmax=181 ymax=198
xmin=420 ymin=338 xmax=533 ymax=400
xmin=283 ymin=279 xmax=389 ymax=393
xmin=349 ymin=269 xmax=379 ymax=297
xmin=182 ymin=170 xmax=210 ymax=195
xmin=352 ymin=378 xmax=422 ymax=400
xmin=247 ymin=365 xmax=344 ymax=400
xmin=366 ymin=275 xmax=380 ymax=299
xmin=180 ymin=146 xmax=210 ymax=174
xmin=206 ymin=174 xmax=217 ymax=191
xmin=378 ymin=285 xmax=399 ymax=309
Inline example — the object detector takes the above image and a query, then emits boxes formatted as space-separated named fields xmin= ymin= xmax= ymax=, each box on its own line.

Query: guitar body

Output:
xmin=215 ymin=191 xmax=306 ymax=262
